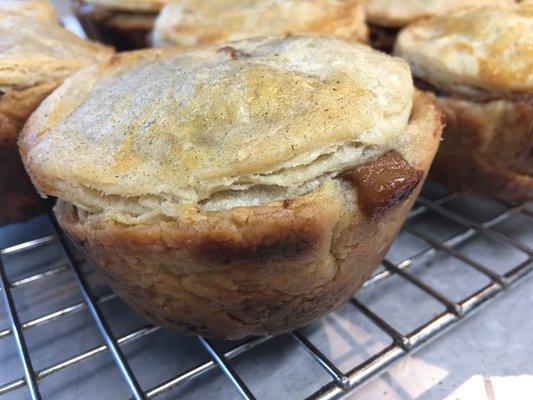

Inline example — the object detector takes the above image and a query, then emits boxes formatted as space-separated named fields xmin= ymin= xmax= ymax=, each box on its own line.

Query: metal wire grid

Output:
xmin=0 ymin=187 xmax=531 ymax=400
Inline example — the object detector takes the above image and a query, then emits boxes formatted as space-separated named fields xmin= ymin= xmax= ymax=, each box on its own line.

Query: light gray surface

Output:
xmin=351 ymin=272 xmax=533 ymax=400
xmin=0 ymin=187 xmax=531 ymax=400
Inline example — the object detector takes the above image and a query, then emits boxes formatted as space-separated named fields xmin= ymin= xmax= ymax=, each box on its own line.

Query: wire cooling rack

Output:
xmin=0 ymin=181 xmax=531 ymax=400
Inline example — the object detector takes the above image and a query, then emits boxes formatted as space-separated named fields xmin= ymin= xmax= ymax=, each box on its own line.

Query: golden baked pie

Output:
xmin=0 ymin=15 xmax=112 ymax=226
xmin=0 ymin=0 xmax=57 ymax=21
xmin=21 ymin=36 xmax=442 ymax=338
xmin=395 ymin=2 xmax=532 ymax=201
xmin=73 ymin=0 xmax=175 ymax=50
xmin=152 ymin=0 xmax=368 ymax=48
xmin=362 ymin=0 xmax=514 ymax=52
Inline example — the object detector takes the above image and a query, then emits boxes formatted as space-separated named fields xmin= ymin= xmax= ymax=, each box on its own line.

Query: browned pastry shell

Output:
xmin=21 ymin=37 xmax=442 ymax=338
xmin=0 ymin=16 xmax=112 ymax=225
xmin=367 ymin=24 xmax=399 ymax=53
xmin=151 ymin=0 xmax=368 ymax=49
xmin=395 ymin=3 xmax=533 ymax=201
xmin=0 ymin=83 xmax=58 ymax=225
xmin=54 ymin=92 xmax=441 ymax=338
xmin=430 ymin=96 xmax=533 ymax=201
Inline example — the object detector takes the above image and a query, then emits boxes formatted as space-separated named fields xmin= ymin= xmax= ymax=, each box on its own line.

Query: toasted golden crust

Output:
xmin=430 ymin=95 xmax=533 ymax=201
xmin=56 ymin=92 xmax=442 ymax=338
xmin=395 ymin=3 xmax=532 ymax=100
xmin=363 ymin=0 xmax=513 ymax=28
xmin=0 ymin=82 xmax=64 ymax=225
xmin=0 ymin=0 xmax=57 ymax=22
xmin=21 ymin=37 xmax=414 ymax=216
xmin=395 ymin=3 xmax=533 ymax=200
xmin=367 ymin=24 xmax=399 ymax=53
xmin=0 ymin=16 xmax=112 ymax=225
xmin=0 ymin=16 xmax=113 ymax=89
xmin=152 ymin=0 xmax=368 ymax=49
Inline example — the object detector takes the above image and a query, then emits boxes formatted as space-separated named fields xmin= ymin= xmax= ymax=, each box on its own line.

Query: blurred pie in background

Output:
xmin=152 ymin=0 xmax=368 ymax=49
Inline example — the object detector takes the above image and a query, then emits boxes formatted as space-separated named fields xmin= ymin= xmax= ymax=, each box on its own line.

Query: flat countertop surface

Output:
xmin=0 ymin=194 xmax=531 ymax=400
xmin=351 ymin=274 xmax=533 ymax=400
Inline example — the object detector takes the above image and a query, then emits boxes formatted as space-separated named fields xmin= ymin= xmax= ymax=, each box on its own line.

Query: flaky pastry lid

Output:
xmin=84 ymin=0 xmax=175 ymax=12
xmin=21 ymin=36 xmax=414 ymax=211
xmin=395 ymin=2 xmax=532 ymax=98
xmin=364 ymin=0 xmax=514 ymax=27
xmin=0 ymin=16 xmax=113 ymax=89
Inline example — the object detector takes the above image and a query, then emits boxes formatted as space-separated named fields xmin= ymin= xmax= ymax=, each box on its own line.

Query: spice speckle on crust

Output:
xmin=21 ymin=36 xmax=415 ymax=217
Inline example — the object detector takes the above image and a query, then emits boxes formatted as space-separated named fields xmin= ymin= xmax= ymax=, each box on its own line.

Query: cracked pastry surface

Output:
xmin=394 ymin=2 xmax=532 ymax=100
xmin=152 ymin=0 xmax=368 ymax=48
xmin=363 ymin=0 xmax=514 ymax=28
xmin=22 ymin=36 xmax=414 ymax=217
xmin=21 ymin=37 xmax=443 ymax=338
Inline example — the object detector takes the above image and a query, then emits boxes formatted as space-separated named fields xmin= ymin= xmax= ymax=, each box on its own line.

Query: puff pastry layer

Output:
xmin=152 ymin=0 xmax=367 ymax=48
xmin=364 ymin=0 xmax=513 ymax=28
xmin=0 ymin=16 xmax=112 ymax=225
xmin=21 ymin=37 xmax=442 ymax=337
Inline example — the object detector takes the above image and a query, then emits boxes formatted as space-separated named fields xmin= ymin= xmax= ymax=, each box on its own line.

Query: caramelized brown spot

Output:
xmin=339 ymin=150 xmax=423 ymax=218
xmin=195 ymin=229 xmax=317 ymax=266
xmin=218 ymin=46 xmax=251 ymax=60
xmin=283 ymin=199 xmax=293 ymax=209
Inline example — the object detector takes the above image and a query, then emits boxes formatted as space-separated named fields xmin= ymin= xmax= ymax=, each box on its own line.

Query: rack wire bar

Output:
xmin=382 ymin=259 xmax=463 ymax=317
xmin=9 ymin=264 xmax=69 ymax=288
xmin=416 ymin=197 xmax=532 ymax=256
xmin=291 ymin=331 xmax=350 ymax=390
xmin=49 ymin=216 xmax=146 ymax=400
xmin=407 ymin=193 xmax=458 ymax=219
xmin=0 ymin=235 xmax=55 ymax=256
xmin=0 ymin=321 xmax=268 ymax=397
xmin=364 ymin=201 xmax=520 ymax=287
xmin=0 ymin=258 xmax=42 ymax=400
xmin=197 ymin=336 xmax=257 ymax=400
xmin=0 ymin=188 xmax=530 ymax=400
xmin=145 ymin=336 xmax=270 ymax=398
